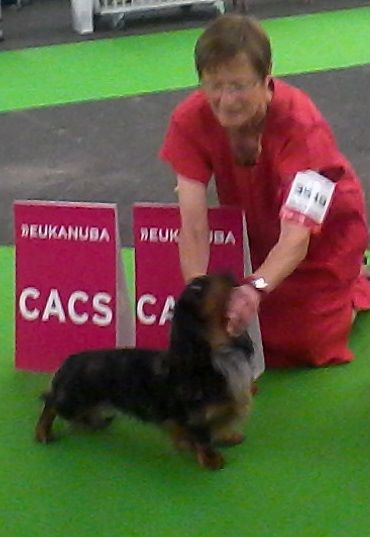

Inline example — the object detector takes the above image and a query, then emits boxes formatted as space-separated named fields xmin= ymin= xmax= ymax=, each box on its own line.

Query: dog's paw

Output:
xmin=196 ymin=447 xmax=225 ymax=470
xmin=214 ymin=431 xmax=245 ymax=448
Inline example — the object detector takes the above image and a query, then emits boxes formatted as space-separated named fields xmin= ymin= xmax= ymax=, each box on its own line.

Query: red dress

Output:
xmin=160 ymin=79 xmax=370 ymax=367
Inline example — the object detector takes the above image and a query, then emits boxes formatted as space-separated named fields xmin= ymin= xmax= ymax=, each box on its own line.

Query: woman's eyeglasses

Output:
xmin=200 ymin=79 xmax=260 ymax=96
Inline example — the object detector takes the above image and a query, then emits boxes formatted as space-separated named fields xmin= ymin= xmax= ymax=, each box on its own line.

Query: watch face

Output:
xmin=253 ymin=277 xmax=269 ymax=290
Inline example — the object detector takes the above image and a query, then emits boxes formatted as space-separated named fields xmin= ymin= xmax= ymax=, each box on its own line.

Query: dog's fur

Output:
xmin=35 ymin=274 xmax=254 ymax=470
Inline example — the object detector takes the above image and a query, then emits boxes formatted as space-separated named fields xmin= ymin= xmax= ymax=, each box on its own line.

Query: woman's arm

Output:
xmin=253 ymin=219 xmax=311 ymax=291
xmin=176 ymin=175 xmax=210 ymax=283
xmin=227 ymin=220 xmax=311 ymax=334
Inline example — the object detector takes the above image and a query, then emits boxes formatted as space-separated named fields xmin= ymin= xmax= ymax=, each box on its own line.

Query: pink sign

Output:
xmin=133 ymin=203 xmax=265 ymax=378
xmin=134 ymin=204 xmax=246 ymax=346
xmin=14 ymin=201 xmax=133 ymax=372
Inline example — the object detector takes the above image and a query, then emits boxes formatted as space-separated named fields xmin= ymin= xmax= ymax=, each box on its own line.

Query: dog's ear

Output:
xmin=186 ymin=275 xmax=209 ymax=294
xmin=169 ymin=276 xmax=211 ymax=357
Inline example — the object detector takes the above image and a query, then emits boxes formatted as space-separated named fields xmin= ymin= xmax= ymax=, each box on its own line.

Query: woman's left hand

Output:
xmin=227 ymin=284 xmax=261 ymax=335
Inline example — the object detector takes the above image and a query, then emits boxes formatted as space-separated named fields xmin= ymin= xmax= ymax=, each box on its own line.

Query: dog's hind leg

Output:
xmin=35 ymin=403 xmax=57 ymax=443
xmin=75 ymin=406 xmax=116 ymax=430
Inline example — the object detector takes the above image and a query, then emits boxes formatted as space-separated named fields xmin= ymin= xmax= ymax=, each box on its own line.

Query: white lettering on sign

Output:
xmin=67 ymin=291 xmax=88 ymax=325
xmin=139 ymin=227 xmax=236 ymax=245
xmin=212 ymin=230 xmax=236 ymax=245
xmin=92 ymin=293 xmax=113 ymax=326
xmin=19 ymin=287 xmax=40 ymax=321
xmin=137 ymin=294 xmax=175 ymax=326
xmin=42 ymin=289 xmax=66 ymax=322
xmin=285 ymin=170 xmax=336 ymax=224
xmin=20 ymin=224 xmax=111 ymax=242
xmin=18 ymin=288 xmax=113 ymax=326
xmin=140 ymin=228 xmax=179 ymax=243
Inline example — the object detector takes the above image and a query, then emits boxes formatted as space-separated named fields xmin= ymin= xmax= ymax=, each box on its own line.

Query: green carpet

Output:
xmin=0 ymin=7 xmax=369 ymax=112
xmin=0 ymin=245 xmax=369 ymax=537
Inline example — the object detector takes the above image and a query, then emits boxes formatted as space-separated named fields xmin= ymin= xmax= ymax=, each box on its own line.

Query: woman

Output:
xmin=160 ymin=14 xmax=370 ymax=367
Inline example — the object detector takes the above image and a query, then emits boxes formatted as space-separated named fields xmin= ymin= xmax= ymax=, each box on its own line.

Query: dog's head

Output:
xmin=169 ymin=273 xmax=239 ymax=355
xmin=169 ymin=273 xmax=254 ymax=402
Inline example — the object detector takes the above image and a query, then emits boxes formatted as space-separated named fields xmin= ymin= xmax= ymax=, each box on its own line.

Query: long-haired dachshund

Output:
xmin=35 ymin=274 xmax=255 ymax=470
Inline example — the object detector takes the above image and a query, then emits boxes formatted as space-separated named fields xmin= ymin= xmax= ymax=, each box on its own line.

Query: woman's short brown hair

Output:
xmin=194 ymin=14 xmax=272 ymax=80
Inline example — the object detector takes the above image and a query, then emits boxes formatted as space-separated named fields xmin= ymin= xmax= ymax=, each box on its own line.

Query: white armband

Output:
xmin=284 ymin=170 xmax=336 ymax=224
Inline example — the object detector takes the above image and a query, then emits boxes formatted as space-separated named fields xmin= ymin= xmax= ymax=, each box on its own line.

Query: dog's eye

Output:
xmin=188 ymin=282 xmax=208 ymax=297
xmin=189 ymin=283 xmax=203 ymax=293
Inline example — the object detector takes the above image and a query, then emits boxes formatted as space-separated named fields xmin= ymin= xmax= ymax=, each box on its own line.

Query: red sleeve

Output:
xmin=276 ymin=122 xmax=346 ymax=233
xmin=277 ymin=122 xmax=344 ymax=179
xmin=159 ymin=115 xmax=212 ymax=184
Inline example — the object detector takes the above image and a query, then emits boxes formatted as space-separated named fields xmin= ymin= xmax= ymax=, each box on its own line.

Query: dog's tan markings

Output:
xmin=35 ymin=405 xmax=57 ymax=443
xmin=202 ymin=275 xmax=233 ymax=350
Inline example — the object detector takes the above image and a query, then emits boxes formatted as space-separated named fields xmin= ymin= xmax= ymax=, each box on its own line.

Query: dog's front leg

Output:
xmin=165 ymin=421 xmax=195 ymax=452
xmin=189 ymin=427 xmax=225 ymax=470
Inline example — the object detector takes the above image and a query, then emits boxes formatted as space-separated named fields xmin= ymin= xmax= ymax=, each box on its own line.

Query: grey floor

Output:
xmin=0 ymin=64 xmax=369 ymax=246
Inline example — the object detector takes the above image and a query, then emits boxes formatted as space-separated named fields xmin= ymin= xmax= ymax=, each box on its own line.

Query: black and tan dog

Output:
xmin=35 ymin=274 xmax=255 ymax=470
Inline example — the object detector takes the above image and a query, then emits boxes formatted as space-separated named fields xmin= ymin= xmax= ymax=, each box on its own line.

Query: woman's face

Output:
xmin=200 ymin=53 xmax=271 ymax=130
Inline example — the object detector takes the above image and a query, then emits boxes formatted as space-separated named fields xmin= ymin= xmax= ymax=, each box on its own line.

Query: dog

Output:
xmin=35 ymin=273 xmax=255 ymax=470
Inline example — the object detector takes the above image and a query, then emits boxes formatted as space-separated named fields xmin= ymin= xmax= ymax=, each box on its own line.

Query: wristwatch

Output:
xmin=244 ymin=275 xmax=269 ymax=294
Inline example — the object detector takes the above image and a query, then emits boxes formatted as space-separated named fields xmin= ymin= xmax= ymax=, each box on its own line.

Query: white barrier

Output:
xmin=71 ymin=0 xmax=95 ymax=34
xmin=71 ymin=0 xmax=225 ymax=34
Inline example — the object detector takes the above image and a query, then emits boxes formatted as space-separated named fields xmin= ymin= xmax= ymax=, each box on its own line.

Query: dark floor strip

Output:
xmin=0 ymin=64 xmax=369 ymax=245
